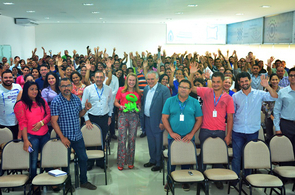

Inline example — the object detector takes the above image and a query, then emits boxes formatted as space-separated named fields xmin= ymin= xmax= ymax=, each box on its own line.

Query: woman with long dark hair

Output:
xmin=41 ymin=72 xmax=60 ymax=105
xmin=14 ymin=81 xmax=51 ymax=180
xmin=115 ymin=69 xmax=125 ymax=87
xmin=262 ymin=73 xmax=281 ymax=142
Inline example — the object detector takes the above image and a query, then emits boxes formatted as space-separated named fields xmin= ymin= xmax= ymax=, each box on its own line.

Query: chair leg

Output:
xmin=23 ymin=185 xmax=26 ymax=195
xmin=197 ymin=183 xmax=201 ymax=195
xmin=227 ymin=181 xmax=230 ymax=194
xmin=249 ymin=185 xmax=252 ymax=195
xmin=163 ymin=159 xmax=165 ymax=185
xmin=74 ymin=158 xmax=79 ymax=188
xmin=104 ymin=159 xmax=107 ymax=185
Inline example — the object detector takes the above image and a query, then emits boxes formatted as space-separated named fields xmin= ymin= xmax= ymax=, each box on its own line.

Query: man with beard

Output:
xmin=0 ymin=70 xmax=22 ymax=139
xmin=230 ymin=72 xmax=278 ymax=187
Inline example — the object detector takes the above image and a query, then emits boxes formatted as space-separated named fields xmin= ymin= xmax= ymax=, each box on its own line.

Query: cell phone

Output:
xmin=28 ymin=146 xmax=34 ymax=153
xmin=188 ymin=171 xmax=193 ymax=176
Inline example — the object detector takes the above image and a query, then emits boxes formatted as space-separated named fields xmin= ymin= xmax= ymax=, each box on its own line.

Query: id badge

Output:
xmin=180 ymin=114 xmax=184 ymax=121
xmin=213 ymin=110 xmax=217 ymax=118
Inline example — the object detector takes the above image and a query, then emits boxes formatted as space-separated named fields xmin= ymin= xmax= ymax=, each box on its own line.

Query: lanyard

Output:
xmin=213 ymin=92 xmax=222 ymax=108
xmin=94 ymin=84 xmax=104 ymax=101
xmin=179 ymin=101 xmax=186 ymax=114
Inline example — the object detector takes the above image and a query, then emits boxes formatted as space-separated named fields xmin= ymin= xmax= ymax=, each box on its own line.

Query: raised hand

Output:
xmin=158 ymin=45 xmax=161 ymax=52
xmin=143 ymin=60 xmax=148 ymax=69
xmin=85 ymin=60 xmax=91 ymax=70
xmin=260 ymin=74 xmax=269 ymax=88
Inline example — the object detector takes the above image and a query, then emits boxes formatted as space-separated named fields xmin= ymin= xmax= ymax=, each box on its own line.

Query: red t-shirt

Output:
xmin=115 ymin=87 xmax=141 ymax=110
xmin=197 ymin=87 xmax=235 ymax=131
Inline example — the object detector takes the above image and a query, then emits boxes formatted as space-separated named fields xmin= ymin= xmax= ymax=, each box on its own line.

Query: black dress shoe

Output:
xmin=140 ymin=132 xmax=146 ymax=138
xmin=151 ymin=166 xmax=162 ymax=171
xmin=143 ymin=162 xmax=156 ymax=167
xmin=111 ymin=134 xmax=117 ymax=140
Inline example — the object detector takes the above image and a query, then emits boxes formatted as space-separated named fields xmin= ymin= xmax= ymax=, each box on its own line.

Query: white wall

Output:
xmin=35 ymin=23 xmax=166 ymax=61
xmin=0 ymin=15 xmax=35 ymax=60
xmin=35 ymin=23 xmax=295 ymax=68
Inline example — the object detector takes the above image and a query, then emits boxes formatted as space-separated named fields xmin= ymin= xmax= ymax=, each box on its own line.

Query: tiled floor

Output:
xmin=5 ymin=130 xmax=295 ymax=195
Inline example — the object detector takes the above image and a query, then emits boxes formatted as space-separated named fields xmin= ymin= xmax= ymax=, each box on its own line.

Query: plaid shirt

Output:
xmin=51 ymin=93 xmax=82 ymax=141
xmin=278 ymin=76 xmax=290 ymax=88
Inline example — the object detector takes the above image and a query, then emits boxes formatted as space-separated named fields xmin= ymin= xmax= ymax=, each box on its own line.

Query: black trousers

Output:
xmin=87 ymin=113 xmax=109 ymax=167
xmin=281 ymin=119 xmax=295 ymax=160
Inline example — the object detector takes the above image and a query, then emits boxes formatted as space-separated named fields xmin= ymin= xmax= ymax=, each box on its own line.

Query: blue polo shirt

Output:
xmin=35 ymin=77 xmax=45 ymax=90
xmin=162 ymin=95 xmax=203 ymax=139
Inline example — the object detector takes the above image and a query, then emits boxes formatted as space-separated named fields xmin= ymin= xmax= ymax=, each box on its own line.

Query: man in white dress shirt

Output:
xmin=82 ymin=70 xmax=113 ymax=170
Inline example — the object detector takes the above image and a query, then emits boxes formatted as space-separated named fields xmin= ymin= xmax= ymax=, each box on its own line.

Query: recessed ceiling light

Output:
xmin=175 ymin=12 xmax=183 ymax=15
xmin=102 ymin=21 xmax=106 ymax=23
xmin=99 ymin=18 xmax=103 ymax=20
xmin=44 ymin=17 xmax=50 ymax=19
xmin=83 ymin=3 xmax=93 ymax=6
xmin=57 ymin=21 xmax=60 ymax=23
xmin=166 ymin=18 xmax=172 ymax=20
xmin=26 ymin=11 xmax=35 ymax=13
xmin=236 ymin=13 xmax=244 ymax=16
xmin=188 ymin=4 xmax=198 ymax=7
xmin=3 ymin=2 xmax=14 ymax=5
xmin=92 ymin=11 xmax=99 ymax=14
xmin=261 ymin=5 xmax=270 ymax=8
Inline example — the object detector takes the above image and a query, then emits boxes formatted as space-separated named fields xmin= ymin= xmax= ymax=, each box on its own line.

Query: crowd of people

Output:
xmin=0 ymin=46 xmax=295 ymax=193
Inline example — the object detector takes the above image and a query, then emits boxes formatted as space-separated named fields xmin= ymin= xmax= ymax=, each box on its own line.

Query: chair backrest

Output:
xmin=243 ymin=140 xmax=270 ymax=169
xmin=0 ymin=128 xmax=13 ymax=146
xmin=170 ymin=141 xmax=196 ymax=166
xmin=163 ymin=130 xmax=168 ymax=147
xmin=1 ymin=141 xmax=29 ymax=170
xmin=270 ymin=135 xmax=295 ymax=162
xmin=194 ymin=129 xmax=201 ymax=146
xmin=202 ymin=137 xmax=228 ymax=165
xmin=41 ymin=139 xmax=68 ymax=168
xmin=258 ymin=126 xmax=265 ymax=141
xmin=81 ymin=124 xmax=102 ymax=147
xmin=50 ymin=130 xmax=57 ymax=138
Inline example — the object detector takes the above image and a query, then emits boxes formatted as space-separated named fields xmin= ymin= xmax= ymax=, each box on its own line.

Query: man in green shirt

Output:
xmin=162 ymin=79 xmax=203 ymax=191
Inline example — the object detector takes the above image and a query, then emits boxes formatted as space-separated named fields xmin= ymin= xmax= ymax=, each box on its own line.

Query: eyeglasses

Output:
xmin=60 ymin=84 xmax=72 ymax=88
xmin=289 ymin=74 xmax=295 ymax=78
xmin=179 ymin=86 xmax=190 ymax=90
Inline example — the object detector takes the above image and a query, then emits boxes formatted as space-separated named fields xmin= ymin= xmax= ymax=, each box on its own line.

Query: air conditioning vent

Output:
xmin=14 ymin=18 xmax=38 ymax=26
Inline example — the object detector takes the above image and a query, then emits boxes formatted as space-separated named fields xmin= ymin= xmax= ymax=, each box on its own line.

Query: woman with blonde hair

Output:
xmin=114 ymin=73 xmax=141 ymax=170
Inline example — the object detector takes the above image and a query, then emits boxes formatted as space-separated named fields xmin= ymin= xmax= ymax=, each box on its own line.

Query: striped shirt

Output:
xmin=137 ymin=72 xmax=148 ymax=93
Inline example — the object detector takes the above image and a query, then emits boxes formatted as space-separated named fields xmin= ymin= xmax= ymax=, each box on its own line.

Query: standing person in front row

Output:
xmin=191 ymin=71 xmax=235 ymax=190
xmin=114 ymin=73 xmax=141 ymax=170
xmin=81 ymin=71 xmax=113 ymax=170
xmin=142 ymin=71 xmax=171 ymax=172
xmin=51 ymin=78 xmax=96 ymax=190
xmin=14 ymin=81 xmax=51 ymax=181
xmin=274 ymin=67 xmax=295 ymax=156
xmin=231 ymin=72 xmax=278 ymax=187
xmin=162 ymin=80 xmax=203 ymax=192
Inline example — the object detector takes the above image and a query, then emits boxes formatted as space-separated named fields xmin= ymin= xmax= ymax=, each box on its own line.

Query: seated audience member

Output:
xmin=31 ymin=68 xmax=40 ymax=81
xmin=24 ymin=74 xmax=34 ymax=83
xmin=70 ymin=71 xmax=86 ymax=101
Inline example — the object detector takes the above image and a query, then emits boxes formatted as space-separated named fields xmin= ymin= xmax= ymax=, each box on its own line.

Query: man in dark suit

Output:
xmin=142 ymin=71 xmax=171 ymax=171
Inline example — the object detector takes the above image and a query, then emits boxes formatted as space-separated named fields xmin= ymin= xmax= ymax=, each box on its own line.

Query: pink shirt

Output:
xmin=72 ymin=83 xmax=86 ymax=100
xmin=16 ymin=75 xmax=25 ymax=88
xmin=14 ymin=100 xmax=51 ymax=136
xmin=115 ymin=87 xmax=141 ymax=111
xmin=197 ymin=87 xmax=235 ymax=131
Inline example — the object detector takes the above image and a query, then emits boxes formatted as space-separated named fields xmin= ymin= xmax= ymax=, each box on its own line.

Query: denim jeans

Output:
xmin=63 ymin=138 xmax=88 ymax=184
xmin=27 ymin=132 xmax=50 ymax=179
xmin=231 ymin=131 xmax=259 ymax=177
